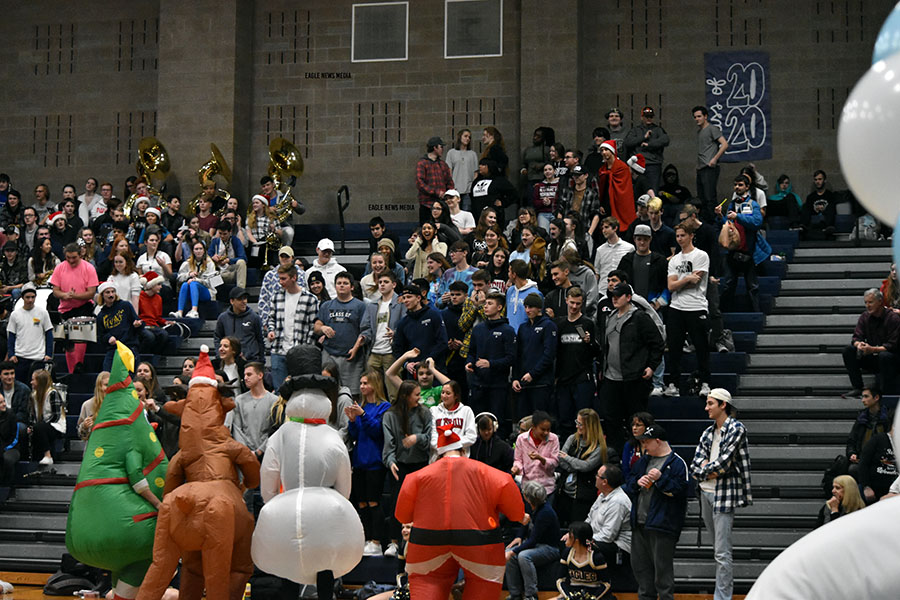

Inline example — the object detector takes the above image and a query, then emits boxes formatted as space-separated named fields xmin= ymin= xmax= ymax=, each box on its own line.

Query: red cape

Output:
xmin=597 ymin=159 xmax=636 ymax=229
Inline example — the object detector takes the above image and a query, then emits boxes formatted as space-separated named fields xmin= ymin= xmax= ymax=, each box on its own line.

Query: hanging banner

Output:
xmin=704 ymin=51 xmax=772 ymax=162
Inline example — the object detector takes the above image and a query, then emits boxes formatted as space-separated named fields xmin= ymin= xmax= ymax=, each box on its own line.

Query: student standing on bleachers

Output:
xmin=554 ymin=287 xmax=599 ymax=442
xmin=314 ymin=271 xmax=370 ymax=399
xmin=624 ymin=425 xmax=688 ymax=600
xmin=265 ymin=264 xmax=319 ymax=388
xmin=6 ymin=283 xmax=53 ymax=384
xmin=690 ymin=388 xmax=752 ymax=600
xmin=677 ymin=204 xmax=726 ymax=352
xmin=465 ymin=291 xmax=515 ymax=431
xmin=512 ymin=293 xmax=557 ymax=419
xmin=306 ymin=238 xmax=344 ymax=298
xmin=557 ymin=408 xmax=610 ymax=525
xmin=231 ymin=362 xmax=277 ymax=516
xmin=391 ymin=283 xmax=448 ymax=374
xmin=49 ymin=243 xmax=99 ymax=373
xmin=364 ymin=271 xmax=405 ymax=400
xmin=257 ymin=246 xmax=304 ymax=326
xmin=214 ymin=286 xmax=265 ymax=363
xmin=664 ymin=221 xmax=711 ymax=397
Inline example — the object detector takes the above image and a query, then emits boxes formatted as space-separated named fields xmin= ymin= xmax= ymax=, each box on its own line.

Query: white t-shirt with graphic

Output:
xmin=667 ymin=247 xmax=709 ymax=312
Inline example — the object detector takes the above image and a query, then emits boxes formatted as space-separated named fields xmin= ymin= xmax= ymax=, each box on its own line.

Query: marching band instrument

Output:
xmin=265 ymin=137 xmax=304 ymax=247
xmin=124 ymin=137 xmax=170 ymax=219
xmin=189 ymin=143 xmax=233 ymax=216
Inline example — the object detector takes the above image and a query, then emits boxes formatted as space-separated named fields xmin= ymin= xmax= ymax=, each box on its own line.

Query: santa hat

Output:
xmin=190 ymin=345 xmax=217 ymax=387
xmin=627 ymin=153 xmax=646 ymax=174
xmin=436 ymin=423 xmax=463 ymax=454
xmin=599 ymin=139 xmax=617 ymax=155
xmin=140 ymin=271 xmax=163 ymax=290
xmin=145 ymin=207 xmax=161 ymax=219
xmin=48 ymin=211 xmax=66 ymax=226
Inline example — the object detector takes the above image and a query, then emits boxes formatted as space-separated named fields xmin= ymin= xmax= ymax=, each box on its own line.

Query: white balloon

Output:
xmin=838 ymin=54 xmax=900 ymax=225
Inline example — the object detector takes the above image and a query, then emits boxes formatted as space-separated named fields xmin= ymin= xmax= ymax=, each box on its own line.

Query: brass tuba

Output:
xmin=124 ymin=137 xmax=170 ymax=219
xmin=189 ymin=143 xmax=233 ymax=216
xmin=267 ymin=137 xmax=304 ymax=232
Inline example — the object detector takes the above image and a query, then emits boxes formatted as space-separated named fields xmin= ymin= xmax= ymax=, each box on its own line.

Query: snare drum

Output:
xmin=67 ymin=317 xmax=97 ymax=343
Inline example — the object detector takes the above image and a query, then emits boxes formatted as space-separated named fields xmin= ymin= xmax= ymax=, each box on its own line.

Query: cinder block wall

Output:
xmin=0 ymin=1 xmax=891 ymax=225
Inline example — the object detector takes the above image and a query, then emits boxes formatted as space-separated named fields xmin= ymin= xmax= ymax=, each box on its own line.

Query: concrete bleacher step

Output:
xmin=746 ymin=353 xmax=844 ymax=372
xmin=778 ymin=278 xmax=880 ymax=295
xmin=755 ymin=333 xmax=846 ymax=351
xmin=734 ymin=396 xmax=860 ymax=418
xmin=723 ymin=445 xmax=841 ymax=470
xmin=791 ymin=246 xmax=893 ymax=262
xmin=786 ymin=262 xmax=885 ymax=279
xmin=738 ymin=374 xmax=850 ymax=395
xmin=774 ymin=295 xmax=862 ymax=312
xmin=672 ymin=559 xmax=763 ymax=592
xmin=762 ymin=313 xmax=858 ymax=332
xmin=677 ymin=527 xmax=806 ymax=548
xmin=12 ymin=487 xmax=73 ymax=503
xmin=0 ymin=513 xmax=67 ymax=530
xmin=0 ymin=541 xmax=67 ymax=559
xmin=752 ymin=471 xmax=824 ymax=488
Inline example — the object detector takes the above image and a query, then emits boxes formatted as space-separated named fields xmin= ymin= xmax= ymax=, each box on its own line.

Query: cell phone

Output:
xmin=575 ymin=325 xmax=587 ymax=338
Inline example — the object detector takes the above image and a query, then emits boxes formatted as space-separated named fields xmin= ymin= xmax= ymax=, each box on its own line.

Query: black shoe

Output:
xmin=842 ymin=389 xmax=862 ymax=399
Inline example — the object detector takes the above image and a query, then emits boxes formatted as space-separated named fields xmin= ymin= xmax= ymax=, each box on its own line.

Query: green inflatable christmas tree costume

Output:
xmin=65 ymin=343 xmax=169 ymax=599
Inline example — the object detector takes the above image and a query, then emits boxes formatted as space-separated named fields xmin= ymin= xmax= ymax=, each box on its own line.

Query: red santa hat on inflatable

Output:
xmin=627 ymin=153 xmax=646 ymax=174
xmin=190 ymin=345 xmax=217 ymax=387
xmin=436 ymin=424 xmax=463 ymax=454
xmin=599 ymin=139 xmax=617 ymax=155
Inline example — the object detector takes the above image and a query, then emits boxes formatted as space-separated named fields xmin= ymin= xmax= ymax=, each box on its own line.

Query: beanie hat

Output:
xmin=436 ymin=423 xmax=463 ymax=454
xmin=190 ymin=345 xmax=217 ymax=387
xmin=628 ymin=153 xmax=646 ymax=174
xmin=599 ymin=140 xmax=617 ymax=155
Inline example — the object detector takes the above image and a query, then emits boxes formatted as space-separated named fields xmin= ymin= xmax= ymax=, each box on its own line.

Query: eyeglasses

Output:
xmin=575 ymin=420 xmax=583 ymax=427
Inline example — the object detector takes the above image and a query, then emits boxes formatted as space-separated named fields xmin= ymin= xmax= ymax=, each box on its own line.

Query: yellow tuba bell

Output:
xmin=124 ymin=137 xmax=170 ymax=219
xmin=262 ymin=138 xmax=303 ymax=246
xmin=189 ymin=143 xmax=233 ymax=216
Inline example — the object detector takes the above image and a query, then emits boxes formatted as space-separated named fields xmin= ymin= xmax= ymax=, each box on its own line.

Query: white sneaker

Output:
xmin=363 ymin=541 xmax=382 ymax=556
xmin=663 ymin=383 xmax=679 ymax=397
xmin=186 ymin=309 xmax=200 ymax=319
xmin=650 ymin=386 xmax=664 ymax=397
xmin=0 ymin=579 xmax=12 ymax=593
xmin=384 ymin=541 xmax=399 ymax=557
xmin=699 ymin=383 xmax=711 ymax=397
xmin=169 ymin=310 xmax=183 ymax=318
xmin=39 ymin=456 xmax=53 ymax=466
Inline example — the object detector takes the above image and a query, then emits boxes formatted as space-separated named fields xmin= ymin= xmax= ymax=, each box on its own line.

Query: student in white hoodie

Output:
xmin=426 ymin=359 xmax=477 ymax=458
xmin=505 ymin=259 xmax=542 ymax=333
xmin=305 ymin=238 xmax=344 ymax=298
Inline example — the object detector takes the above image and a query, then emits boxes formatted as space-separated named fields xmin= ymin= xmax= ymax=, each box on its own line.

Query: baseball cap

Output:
xmin=400 ymin=283 xmax=421 ymax=297
xmin=443 ymin=189 xmax=460 ymax=199
xmin=229 ymin=287 xmax=250 ymax=300
xmin=642 ymin=106 xmax=655 ymax=116
xmin=633 ymin=224 xmax=652 ymax=238
xmin=636 ymin=425 xmax=666 ymax=441
xmin=571 ymin=165 xmax=587 ymax=176
xmin=278 ymin=246 xmax=294 ymax=257
xmin=2 ymin=241 xmax=17 ymax=252
xmin=317 ymin=238 xmax=335 ymax=252
xmin=609 ymin=282 xmax=633 ymax=297
xmin=21 ymin=282 xmax=36 ymax=295
xmin=636 ymin=194 xmax=651 ymax=207
xmin=427 ymin=136 xmax=445 ymax=148
xmin=707 ymin=388 xmax=735 ymax=407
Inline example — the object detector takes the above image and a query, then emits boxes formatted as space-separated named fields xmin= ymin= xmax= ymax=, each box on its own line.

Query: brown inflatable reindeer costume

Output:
xmin=136 ymin=345 xmax=260 ymax=600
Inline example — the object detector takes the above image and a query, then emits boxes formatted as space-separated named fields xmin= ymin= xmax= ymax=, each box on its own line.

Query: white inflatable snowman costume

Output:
xmin=251 ymin=346 xmax=364 ymax=584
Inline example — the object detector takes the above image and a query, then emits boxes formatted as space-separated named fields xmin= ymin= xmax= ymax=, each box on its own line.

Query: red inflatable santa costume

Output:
xmin=395 ymin=424 xmax=525 ymax=599
xmin=596 ymin=139 xmax=636 ymax=229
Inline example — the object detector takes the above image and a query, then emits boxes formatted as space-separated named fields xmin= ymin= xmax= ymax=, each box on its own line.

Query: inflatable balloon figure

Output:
xmin=136 ymin=345 xmax=260 ymax=600
xmin=66 ymin=342 xmax=169 ymax=600
xmin=251 ymin=345 xmax=364 ymax=600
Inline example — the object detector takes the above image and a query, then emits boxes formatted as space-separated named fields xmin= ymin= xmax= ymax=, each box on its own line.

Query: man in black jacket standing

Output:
xmin=599 ymin=283 xmax=665 ymax=451
xmin=617 ymin=224 xmax=669 ymax=312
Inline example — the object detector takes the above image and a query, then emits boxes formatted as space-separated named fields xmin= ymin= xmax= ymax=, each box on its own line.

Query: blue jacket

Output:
xmin=347 ymin=400 xmax=391 ymax=470
xmin=506 ymin=280 xmax=542 ymax=333
xmin=513 ymin=500 xmax=560 ymax=554
xmin=624 ymin=450 xmax=689 ymax=537
xmin=208 ymin=236 xmax=247 ymax=264
xmin=514 ymin=314 xmax=558 ymax=387
xmin=467 ymin=317 xmax=516 ymax=388
xmin=718 ymin=198 xmax=771 ymax=265
xmin=392 ymin=304 xmax=448 ymax=362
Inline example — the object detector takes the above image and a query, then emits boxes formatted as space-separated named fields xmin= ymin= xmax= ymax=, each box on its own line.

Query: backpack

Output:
xmin=43 ymin=553 xmax=108 ymax=596
xmin=852 ymin=214 xmax=879 ymax=241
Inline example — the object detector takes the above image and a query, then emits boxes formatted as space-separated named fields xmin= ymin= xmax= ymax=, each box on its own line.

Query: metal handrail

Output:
xmin=336 ymin=185 xmax=350 ymax=253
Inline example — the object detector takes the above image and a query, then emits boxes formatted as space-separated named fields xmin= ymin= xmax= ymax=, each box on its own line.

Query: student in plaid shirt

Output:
xmin=265 ymin=264 xmax=319 ymax=387
xmin=690 ymin=388 xmax=752 ymax=600
xmin=415 ymin=136 xmax=455 ymax=224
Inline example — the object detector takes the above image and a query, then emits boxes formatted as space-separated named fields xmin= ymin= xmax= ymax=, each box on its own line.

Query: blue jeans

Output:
xmin=700 ymin=491 xmax=734 ymax=600
xmin=653 ymin=358 xmax=665 ymax=389
xmin=177 ymin=281 xmax=211 ymax=312
xmin=270 ymin=353 xmax=287 ymax=392
xmin=505 ymin=543 xmax=559 ymax=597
